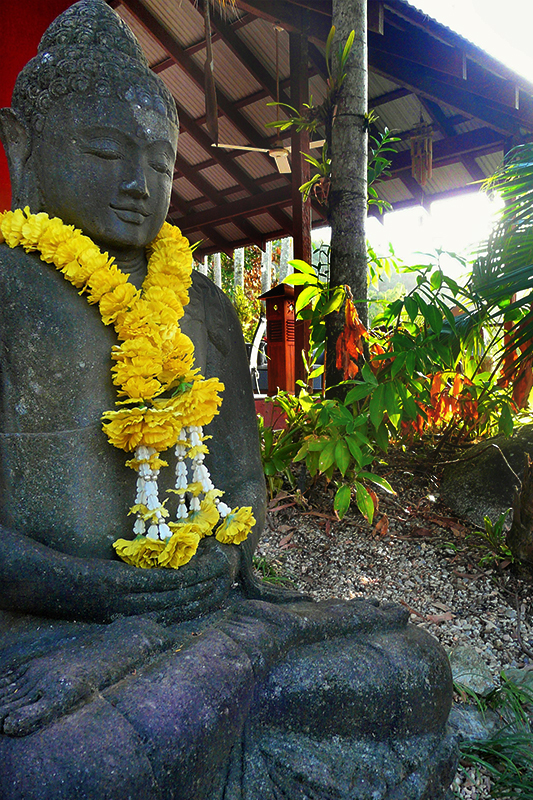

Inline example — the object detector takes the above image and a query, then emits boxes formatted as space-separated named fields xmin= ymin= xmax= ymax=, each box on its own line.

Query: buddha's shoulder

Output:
xmin=0 ymin=242 xmax=49 ymax=281
xmin=188 ymin=270 xmax=239 ymax=357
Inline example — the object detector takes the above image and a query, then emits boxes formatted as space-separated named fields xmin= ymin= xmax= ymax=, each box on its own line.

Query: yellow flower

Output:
xmin=125 ymin=454 xmax=168 ymax=471
xmin=86 ymin=265 xmax=128 ymax=303
xmin=188 ymin=491 xmax=221 ymax=536
xmin=215 ymin=507 xmax=255 ymax=545
xmin=120 ymin=375 xmax=162 ymax=401
xmin=140 ymin=407 xmax=181 ymax=450
xmin=143 ymin=285 xmax=184 ymax=318
xmin=1 ymin=208 xmax=27 ymax=248
xmin=111 ymin=337 xmax=164 ymax=391
xmin=157 ymin=524 xmax=201 ymax=568
xmin=20 ymin=211 xmax=50 ymax=250
xmin=102 ymin=407 xmax=145 ymax=451
xmin=113 ymin=536 xmax=166 ymax=568
xmin=37 ymin=217 xmax=76 ymax=262
xmin=165 ymin=377 xmax=224 ymax=429
xmin=99 ymin=282 xmax=139 ymax=325
xmin=143 ymin=270 xmax=190 ymax=306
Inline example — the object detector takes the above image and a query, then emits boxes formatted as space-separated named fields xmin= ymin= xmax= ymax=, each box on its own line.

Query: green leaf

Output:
xmin=361 ymin=362 xmax=379 ymax=386
xmin=430 ymin=270 xmax=443 ymax=292
xmin=358 ymin=471 xmax=395 ymax=494
xmin=320 ymin=288 xmax=345 ymax=316
xmin=356 ymin=482 xmax=375 ymax=524
xmin=369 ymin=383 xmax=385 ymax=429
xmin=499 ymin=403 xmax=514 ymax=437
xmin=293 ymin=442 xmax=309 ymax=462
xmin=284 ymin=273 xmax=318 ymax=286
xmin=325 ymin=26 xmax=335 ymax=70
xmin=288 ymin=259 xmax=317 ymax=276
xmin=318 ymin=441 xmax=336 ymax=472
xmin=334 ymin=439 xmax=351 ymax=476
xmin=374 ymin=420 xmax=389 ymax=452
xmin=295 ymin=285 xmax=319 ymax=313
xmin=308 ymin=364 xmax=324 ymax=379
xmin=341 ymin=30 xmax=355 ymax=69
xmin=345 ymin=383 xmax=374 ymax=404
xmin=345 ymin=435 xmax=363 ymax=467
xmin=425 ymin=305 xmax=443 ymax=334
xmin=384 ymin=381 xmax=400 ymax=416
xmin=391 ymin=351 xmax=406 ymax=378
xmin=406 ymin=350 xmax=416 ymax=375
xmin=334 ymin=484 xmax=351 ymax=519
xmin=404 ymin=296 xmax=418 ymax=322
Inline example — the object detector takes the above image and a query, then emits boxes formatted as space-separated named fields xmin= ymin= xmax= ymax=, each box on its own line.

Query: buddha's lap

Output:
xmin=0 ymin=597 xmax=451 ymax=741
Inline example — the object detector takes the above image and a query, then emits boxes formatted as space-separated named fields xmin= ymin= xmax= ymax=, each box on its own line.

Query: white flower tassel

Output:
xmin=216 ymin=500 xmax=232 ymax=518
xmin=133 ymin=445 xmax=169 ymax=540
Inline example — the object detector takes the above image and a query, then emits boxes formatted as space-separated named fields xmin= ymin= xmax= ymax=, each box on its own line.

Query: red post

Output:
xmin=259 ymin=284 xmax=296 ymax=395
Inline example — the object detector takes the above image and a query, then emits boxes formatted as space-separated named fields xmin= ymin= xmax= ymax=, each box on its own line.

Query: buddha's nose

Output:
xmin=121 ymin=171 xmax=149 ymax=199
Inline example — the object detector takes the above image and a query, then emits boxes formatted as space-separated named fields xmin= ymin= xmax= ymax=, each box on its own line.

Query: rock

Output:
xmin=505 ymin=666 xmax=533 ymax=693
xmin=448 ymin=703 xmax=500 ymax=743
xmin=449 ymin=644 xmax=497 ymax=696
xmin=440 ymin=427 xmax=533 ymax=529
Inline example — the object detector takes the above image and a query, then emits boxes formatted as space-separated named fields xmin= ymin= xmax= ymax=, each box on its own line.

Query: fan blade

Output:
xmin=211 ymin=143 xmax=269 ymax=152
xmin=282 ymin=139 xmax=325 ymax=154
xmin=271 ymin=152 xmax=291 ymax=173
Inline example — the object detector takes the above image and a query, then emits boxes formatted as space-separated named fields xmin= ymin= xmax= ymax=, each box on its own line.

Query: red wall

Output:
xmin=0 ymin=0 xmax=72 ymax=211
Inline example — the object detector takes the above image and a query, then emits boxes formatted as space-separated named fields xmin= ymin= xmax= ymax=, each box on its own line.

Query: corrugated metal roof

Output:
xmin=116 ymin=4 xmax=168 ymax=62
xmin=238 ymin=19 xmax=292 ymax=81
xmin=108 ymin=0 xmax=533 ymax=256
xmin=141 ymin=0 xmax=204 ymax=48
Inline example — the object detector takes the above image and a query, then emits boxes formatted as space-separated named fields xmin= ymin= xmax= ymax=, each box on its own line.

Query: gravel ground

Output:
xmin=254 ymin=446 xmax=533 ymax=799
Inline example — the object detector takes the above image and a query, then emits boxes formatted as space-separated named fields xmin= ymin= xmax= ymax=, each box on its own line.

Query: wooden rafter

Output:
xmin=118 ymin=0 xmax=272 ymax=150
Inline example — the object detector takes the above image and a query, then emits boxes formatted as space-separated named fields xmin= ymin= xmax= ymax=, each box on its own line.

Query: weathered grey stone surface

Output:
xmin=0 ymin=2 xmax=457 ymax=798
xmin=441 ymin=427 xmax=533 ymax=528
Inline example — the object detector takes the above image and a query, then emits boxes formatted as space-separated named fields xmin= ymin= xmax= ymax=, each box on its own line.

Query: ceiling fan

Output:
xmin=210 ymin=139 xmax=326 ymax=173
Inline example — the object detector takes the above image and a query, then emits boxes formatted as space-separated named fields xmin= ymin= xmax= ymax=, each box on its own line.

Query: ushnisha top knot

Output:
xmin=38 ymin=0 xmax=147 ymax=64
xmin=11 ymin=0 xmax=178 ymax=134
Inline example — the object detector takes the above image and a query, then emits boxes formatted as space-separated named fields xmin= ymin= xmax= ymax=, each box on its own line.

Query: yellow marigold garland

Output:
xmin=0 ymin=207 xmax=255 ymax=569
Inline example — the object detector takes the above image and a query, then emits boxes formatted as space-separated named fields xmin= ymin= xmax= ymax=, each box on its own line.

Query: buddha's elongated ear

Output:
xmin=0 ymin=108 xmax=33 ymax=210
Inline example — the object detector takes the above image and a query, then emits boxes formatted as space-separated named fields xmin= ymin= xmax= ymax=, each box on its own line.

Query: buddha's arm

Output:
xmin=0 ymin=526 xmax=240 ymax=622
xmin=203 ymin=286 xmax=307 ymax=603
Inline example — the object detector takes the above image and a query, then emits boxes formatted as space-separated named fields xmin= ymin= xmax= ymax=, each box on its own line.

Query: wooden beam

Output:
xmin=235 ymin=0 xmax=330 ymax=43
xmin=290 ymin=31 xmax=312 ymax=266
xmin=119 ymin=0 xmax=272 ymax=150
xmin=169 ymin=189 xmax=234 ymax=253
xmin=368 ymin=0 xmax=384 ymax=35
xmin=398 ymin=171 xmax=426 ymax=203
xmin=194 ymin=0 xmax=293 ymax=110
xmin=386 ymin=127 xmax=504 ymax=174
xmin=370 ymin=87 xmax=411 ymax=107
xmin=193 ymin=228 xmax=288 ymax=259
xmin=369 ymin=49 xmax=528 ymax=136
xmin=460 ymin=154 xmax=486 ymax=183
xmin=377 ymin=180 xmax=484 ymax=214
xmin=172 ymin=185 xmax=292 ymax=230
xmin=369 ymin=26 xmax=465 ymax=81
xmin=174 ymin=155 xmax=265 ymax=249
xmin=419 ymin=98 xmax=457 ymax=139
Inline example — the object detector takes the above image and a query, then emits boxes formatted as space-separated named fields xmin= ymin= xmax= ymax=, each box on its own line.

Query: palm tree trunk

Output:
xmin=325 ymin=0 xmax=368 ymax=392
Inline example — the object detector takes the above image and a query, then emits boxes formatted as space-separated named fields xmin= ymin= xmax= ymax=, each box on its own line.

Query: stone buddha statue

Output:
xmin=0 ymin=3 xmax=457 ymax=798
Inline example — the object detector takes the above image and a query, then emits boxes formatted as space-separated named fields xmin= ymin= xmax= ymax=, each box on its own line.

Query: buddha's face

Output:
xmin=32 ymin=93 xmax=178 ymax=251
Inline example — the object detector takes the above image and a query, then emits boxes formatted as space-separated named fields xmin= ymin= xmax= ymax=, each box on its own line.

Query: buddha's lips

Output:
xmin=110 ymin=206 xmax=150 ymax=224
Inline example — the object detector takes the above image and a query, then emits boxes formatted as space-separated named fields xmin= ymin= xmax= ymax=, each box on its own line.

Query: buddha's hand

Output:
xmin=87 ymin=537 xmax=240 ymax=623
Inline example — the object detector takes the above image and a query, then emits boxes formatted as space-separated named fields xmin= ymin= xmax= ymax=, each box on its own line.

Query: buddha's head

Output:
xmin=0 ymin=0 xmax=179 ymax=252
